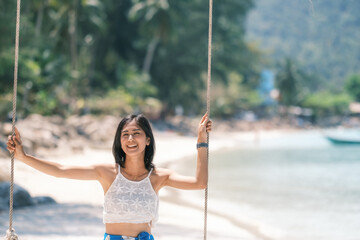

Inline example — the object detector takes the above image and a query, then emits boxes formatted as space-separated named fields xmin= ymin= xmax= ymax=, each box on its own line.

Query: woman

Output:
xmin=7 ymin=112 xmax=212 ymax=240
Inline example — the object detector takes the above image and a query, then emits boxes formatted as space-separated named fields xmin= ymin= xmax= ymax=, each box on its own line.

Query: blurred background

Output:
xmin=0 ymin=1 xmax=360 ymax=240
xmin=0 ymin=0 xmax=358 ymax=125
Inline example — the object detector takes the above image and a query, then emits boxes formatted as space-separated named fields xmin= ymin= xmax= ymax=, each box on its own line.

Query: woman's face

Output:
xmin=120 ymin=119 xmax=150 ymax=157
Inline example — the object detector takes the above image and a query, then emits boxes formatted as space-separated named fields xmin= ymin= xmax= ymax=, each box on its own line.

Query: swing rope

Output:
xmin=5 ymin=0 xmax=21 ymax=239
xmin=204 ymin=0 xmax=213 ymax=239
xmin=5 ymin=0 xmax=211 ymax=239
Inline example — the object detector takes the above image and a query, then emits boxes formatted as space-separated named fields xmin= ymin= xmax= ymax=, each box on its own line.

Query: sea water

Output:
xmin=175 ymin=130 xmax=360 ymax=240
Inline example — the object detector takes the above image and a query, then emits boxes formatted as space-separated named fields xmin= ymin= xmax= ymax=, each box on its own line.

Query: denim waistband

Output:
xmin=104 ymin=232 xmax=154 ymax=240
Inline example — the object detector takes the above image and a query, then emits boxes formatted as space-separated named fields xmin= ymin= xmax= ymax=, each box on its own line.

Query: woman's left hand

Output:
xmin=198 ymin=112 xmax=212 ymax=142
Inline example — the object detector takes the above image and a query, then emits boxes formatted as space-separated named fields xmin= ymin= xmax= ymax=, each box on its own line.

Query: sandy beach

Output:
xmin=0 ymin=128 xmax=272 ymax=240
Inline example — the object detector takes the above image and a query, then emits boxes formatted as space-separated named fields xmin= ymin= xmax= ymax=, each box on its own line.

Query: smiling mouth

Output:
xmin=127 ymin=144 xmax=138 ymax=149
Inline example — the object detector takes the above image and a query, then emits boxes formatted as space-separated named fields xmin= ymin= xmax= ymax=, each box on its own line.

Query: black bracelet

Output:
xmin=197 ymin=142 xmax=208 ymax=149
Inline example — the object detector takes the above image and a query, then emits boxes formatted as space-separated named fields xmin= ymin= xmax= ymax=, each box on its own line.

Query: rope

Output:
xmin=4 ymin=0 xmax=21 ymax=239
xmin=4 ymin=0 xmax=211 ymax=239
xmin=204 ymin=0 xmax=213 ymax=239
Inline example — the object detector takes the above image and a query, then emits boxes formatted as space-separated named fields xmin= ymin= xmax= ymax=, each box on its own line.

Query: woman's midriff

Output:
xmin=105 ymin=223 xmax=151 ymax=237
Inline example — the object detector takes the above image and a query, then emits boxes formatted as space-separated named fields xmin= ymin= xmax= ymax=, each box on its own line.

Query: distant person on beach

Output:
xmin=7 ymin=112 xmax=212 ymax=240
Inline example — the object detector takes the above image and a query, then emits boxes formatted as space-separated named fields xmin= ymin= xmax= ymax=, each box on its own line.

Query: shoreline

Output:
xmin=0 ymin=129 xmax=301 ymax=240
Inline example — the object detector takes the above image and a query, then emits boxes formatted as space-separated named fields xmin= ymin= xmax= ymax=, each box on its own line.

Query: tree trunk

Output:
xmin=35 ymin=0 xmax=45 ymax=37
xmin=142 ymin=36 xmax=160 ymax=74
xmin=69 ymin=8 xmax=78 ymax=71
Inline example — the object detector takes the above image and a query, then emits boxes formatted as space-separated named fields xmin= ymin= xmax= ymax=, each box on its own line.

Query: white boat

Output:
xmin=324 ymin=128 xmax=360 ymax=145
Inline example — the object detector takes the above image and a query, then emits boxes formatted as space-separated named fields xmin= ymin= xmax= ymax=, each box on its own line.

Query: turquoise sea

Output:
xmin=176 ymin=130 xmax=360 ymax=240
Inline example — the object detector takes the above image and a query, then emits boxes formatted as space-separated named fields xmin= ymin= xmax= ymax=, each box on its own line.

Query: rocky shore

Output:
xmin=0 ymin=182 xmax=56 ymax=212
xmin=0 ymin=113 xmax=312 ymax=160
xmin=0 ymin=114 xmax=122 ymax=159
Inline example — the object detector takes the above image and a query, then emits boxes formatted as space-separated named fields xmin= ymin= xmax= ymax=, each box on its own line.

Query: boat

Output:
xmin=325 ymin=135 xmax=360 ymax=144
xmin=324 ymin=128 xmax=360 ymax=144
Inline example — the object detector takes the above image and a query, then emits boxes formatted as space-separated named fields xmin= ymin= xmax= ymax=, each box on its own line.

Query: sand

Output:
xmin=0 ymin=129 xmax=273 ymax=240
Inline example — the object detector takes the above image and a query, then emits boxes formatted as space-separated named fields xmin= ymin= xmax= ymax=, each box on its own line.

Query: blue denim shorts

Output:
xmin=104 ymin=232 xmax=154 ymax=240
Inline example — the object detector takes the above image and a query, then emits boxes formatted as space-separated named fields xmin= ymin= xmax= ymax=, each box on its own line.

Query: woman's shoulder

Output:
xmin=151 ymin=167 xmax=174 ymax=191
xmin=93 ymin=163 xmax=118 ymax=175
xmin=152 ymin=167 xmax=177 ymax=181
xmin=93 ymin=162 xmax=117 ymax=169
xmin=153 ymin=167 xmax=173 ymax=177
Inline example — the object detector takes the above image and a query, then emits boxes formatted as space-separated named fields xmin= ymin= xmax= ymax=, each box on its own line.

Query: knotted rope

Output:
xmin=4 ymin=0 xmax=211 ymax=239
xmin=204 ymin=0 xmax=213 ymax=239
xmin=4 ymin=0 xmax=22 ymax=239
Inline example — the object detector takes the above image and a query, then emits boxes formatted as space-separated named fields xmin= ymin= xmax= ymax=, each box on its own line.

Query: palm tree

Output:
xmin=128 ymin=0 xmax=172 ymax=74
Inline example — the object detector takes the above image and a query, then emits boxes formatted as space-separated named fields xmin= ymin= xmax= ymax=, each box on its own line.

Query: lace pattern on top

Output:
xmin=103 ymin=165 xmax=159 ymax=225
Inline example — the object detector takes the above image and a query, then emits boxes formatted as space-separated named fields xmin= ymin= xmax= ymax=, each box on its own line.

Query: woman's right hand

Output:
xmin=7 ymin=127 xmax=26 ymax=160
xmin=6 ymin=127 xmax=102 ymax=181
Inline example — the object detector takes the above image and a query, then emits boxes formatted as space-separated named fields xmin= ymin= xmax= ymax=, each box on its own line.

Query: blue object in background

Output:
xmin=258 ymin=70 xmax=276 ymax=106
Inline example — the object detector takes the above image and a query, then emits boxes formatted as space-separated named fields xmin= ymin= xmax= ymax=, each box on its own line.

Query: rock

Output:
xmin=13 ymin=186 xmax=35 ymax=209
xmin=16 ymin=115 xmax=63 ymax=150
xmin=33 ymin=196 xmax=57 ymax=205
xmin=0 ymin=182 xmax=56 ymax=211
xmin=0 ymin=182 xmax=34 ymax=211
xmin=67 ymin=115 xmax=118 ymax=142
xmin=1 ymin=114 xmax=124 ymax=156
xmin=86 ymin=115 xmax=118 ymax=142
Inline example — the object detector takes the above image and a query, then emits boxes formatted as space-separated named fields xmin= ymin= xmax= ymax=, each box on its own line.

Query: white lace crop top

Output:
xmin=103 ymin=165 xmax=159 ymax=225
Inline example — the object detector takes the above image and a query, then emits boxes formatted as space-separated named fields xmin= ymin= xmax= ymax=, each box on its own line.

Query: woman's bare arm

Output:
xmin=7 ymin=127 xmax=102 ymax=180
xmin=162 ymin=112 xmax=212 ymax=190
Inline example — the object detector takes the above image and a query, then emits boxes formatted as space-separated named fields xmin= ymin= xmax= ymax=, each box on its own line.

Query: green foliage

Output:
xmin=31 ymin=90 xmax=58 ymax=115
xmin=86 ymin=86 xmax=162 ymax=117
xmin=345 ymin=74 xmax=360 ymax=102
xmin=86 ymin=87 xmax=134 ymax=115
xmin=275 ymin=58 xmax=326 ymax=110
xmin=276 ymin=58 xmax=299 ymax=106
xmin=247 ymin=0 xmax=360 ymax=88
xmin=137 ymin=0 xmax=258 ymax=114
xmin=0 ymin=94 xmax=12 ymax=120
xmin=0 ymin=0 xmax=258 ymax=118
xmin=0 ymin=49 xmax=15 ymax=94
xmin=0 ymin=0 xmax=16 ymax=50
xmin=302 ymin=91 xmax=352 ymax=117
xmin=212 ymin=72 xmax=262 ymax=117
xmin=85 ymin=64 xmax=161 ymax=116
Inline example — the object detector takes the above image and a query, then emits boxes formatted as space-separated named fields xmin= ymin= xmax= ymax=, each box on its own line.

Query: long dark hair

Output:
xmin=112 ymin=114 xmax=155 ymax=171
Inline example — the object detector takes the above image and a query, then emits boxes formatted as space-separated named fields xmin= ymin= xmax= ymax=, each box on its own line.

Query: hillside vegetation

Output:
xmin=246 ymin=0 xmax=360 ymax=87
xmin=0 ymin=0 xmax=258 ymax=118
